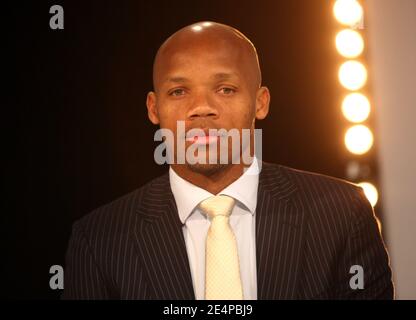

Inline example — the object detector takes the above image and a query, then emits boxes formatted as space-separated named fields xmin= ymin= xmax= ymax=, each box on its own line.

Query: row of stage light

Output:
xmin=333 ymin=0 xmax=378 ymax=207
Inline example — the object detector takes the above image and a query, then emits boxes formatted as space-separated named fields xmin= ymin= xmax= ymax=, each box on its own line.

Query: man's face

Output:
xmin=147 ymin=31 xmax=269 ymax=175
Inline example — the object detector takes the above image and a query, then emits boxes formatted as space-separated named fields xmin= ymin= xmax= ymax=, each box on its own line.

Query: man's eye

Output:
xmin=218 ymin=87 xmax=236 ymax=95
xmin=169 ymin=88 xmax=185 ymax=96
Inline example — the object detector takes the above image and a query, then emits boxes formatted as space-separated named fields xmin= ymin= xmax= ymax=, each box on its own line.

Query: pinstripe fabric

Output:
xmin=62 ymin=162 xmax=393 ymax=299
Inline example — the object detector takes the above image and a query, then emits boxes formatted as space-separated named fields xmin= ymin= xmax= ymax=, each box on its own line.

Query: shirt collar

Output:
xmin=169 ymin=157 xmax=260 ymax=224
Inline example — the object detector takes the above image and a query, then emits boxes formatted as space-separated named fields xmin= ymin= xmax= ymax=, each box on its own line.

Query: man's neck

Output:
xmin=170 ymin=162 xmax=249 ymax=195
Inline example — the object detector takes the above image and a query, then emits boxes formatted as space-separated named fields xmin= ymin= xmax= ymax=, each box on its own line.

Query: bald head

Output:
xmin=152 ymin=21 xmax=262 ymax=92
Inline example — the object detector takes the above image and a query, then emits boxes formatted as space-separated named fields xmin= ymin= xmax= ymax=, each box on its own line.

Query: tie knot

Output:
xmin=199 ymin=195 xmax=236 ymax=219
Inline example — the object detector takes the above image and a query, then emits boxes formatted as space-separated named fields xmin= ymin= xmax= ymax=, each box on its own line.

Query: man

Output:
xmin=62 ymin=22 xmax=394 ymax=299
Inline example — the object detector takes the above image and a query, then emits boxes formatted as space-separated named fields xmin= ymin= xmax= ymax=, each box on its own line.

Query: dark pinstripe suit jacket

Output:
xmin=62 ymin=162 xmax=394 ymax=299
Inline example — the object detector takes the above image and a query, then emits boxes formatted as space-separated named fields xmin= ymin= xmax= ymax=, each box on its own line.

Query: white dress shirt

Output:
xmin=169 ymin=158 xmax=260 ymax=300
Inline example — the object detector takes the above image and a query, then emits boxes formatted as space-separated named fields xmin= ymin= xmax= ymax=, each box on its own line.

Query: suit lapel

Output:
xmin=134 ymin=173 xmax=195 ymax=299
xmin=256 ymin=163 xmax=307 ymax=299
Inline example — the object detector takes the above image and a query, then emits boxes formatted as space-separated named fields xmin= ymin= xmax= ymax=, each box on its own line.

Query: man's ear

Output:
xmin=146 ymin=91 xmax=160 ymax=125
xmin=255 ymin=86 xmax=270 ymax=120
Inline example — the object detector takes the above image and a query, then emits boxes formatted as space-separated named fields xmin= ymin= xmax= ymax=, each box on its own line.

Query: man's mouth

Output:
xmin=186 ymin=135 xmax=219 ymax=145
xmin=185 ymin=129 xmax=223 ymax=145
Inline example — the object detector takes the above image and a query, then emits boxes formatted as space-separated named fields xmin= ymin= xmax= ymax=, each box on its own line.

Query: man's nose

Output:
xmin=186 ymin=92 xmax=219 ymax=120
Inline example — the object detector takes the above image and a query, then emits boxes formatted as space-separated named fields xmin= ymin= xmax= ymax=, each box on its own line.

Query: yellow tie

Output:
xmin=199 ymin=195 xmax=244 ymax=300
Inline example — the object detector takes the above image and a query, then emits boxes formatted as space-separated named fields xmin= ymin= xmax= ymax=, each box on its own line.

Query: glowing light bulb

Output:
xmin=339 ymin=60 xmax=367 ymax=90
xmin=358 ymin=181 xmax=379 ymax=207
xmin=336 ymin=29 xmax=364 ymax=58
xmin=342 ymin=93 xmax=371 ymax=123
xmin=345 ymin=124 xmax=373 ymax=154
xmin=334 ymin=0 xmax=364 ymax=26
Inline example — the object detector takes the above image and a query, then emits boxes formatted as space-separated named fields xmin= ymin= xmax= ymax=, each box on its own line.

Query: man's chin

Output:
xmin=186 ymin=163 xmax=229 ymax=176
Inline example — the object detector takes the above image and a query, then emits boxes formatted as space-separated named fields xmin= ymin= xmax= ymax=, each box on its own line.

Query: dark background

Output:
xmin=5 ymin=0 xmax=381 ymax=299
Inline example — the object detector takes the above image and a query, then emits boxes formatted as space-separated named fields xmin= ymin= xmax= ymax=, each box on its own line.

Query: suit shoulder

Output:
xmin=262 ymin=162 xmax=367 ymax=212
xmin=273 ymin=164 xmax=362 ymax=193
xmin=72 ymin=172 xmax=169 ymax=234
xmin=264 ymin=163 xmax=376 ymax=242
